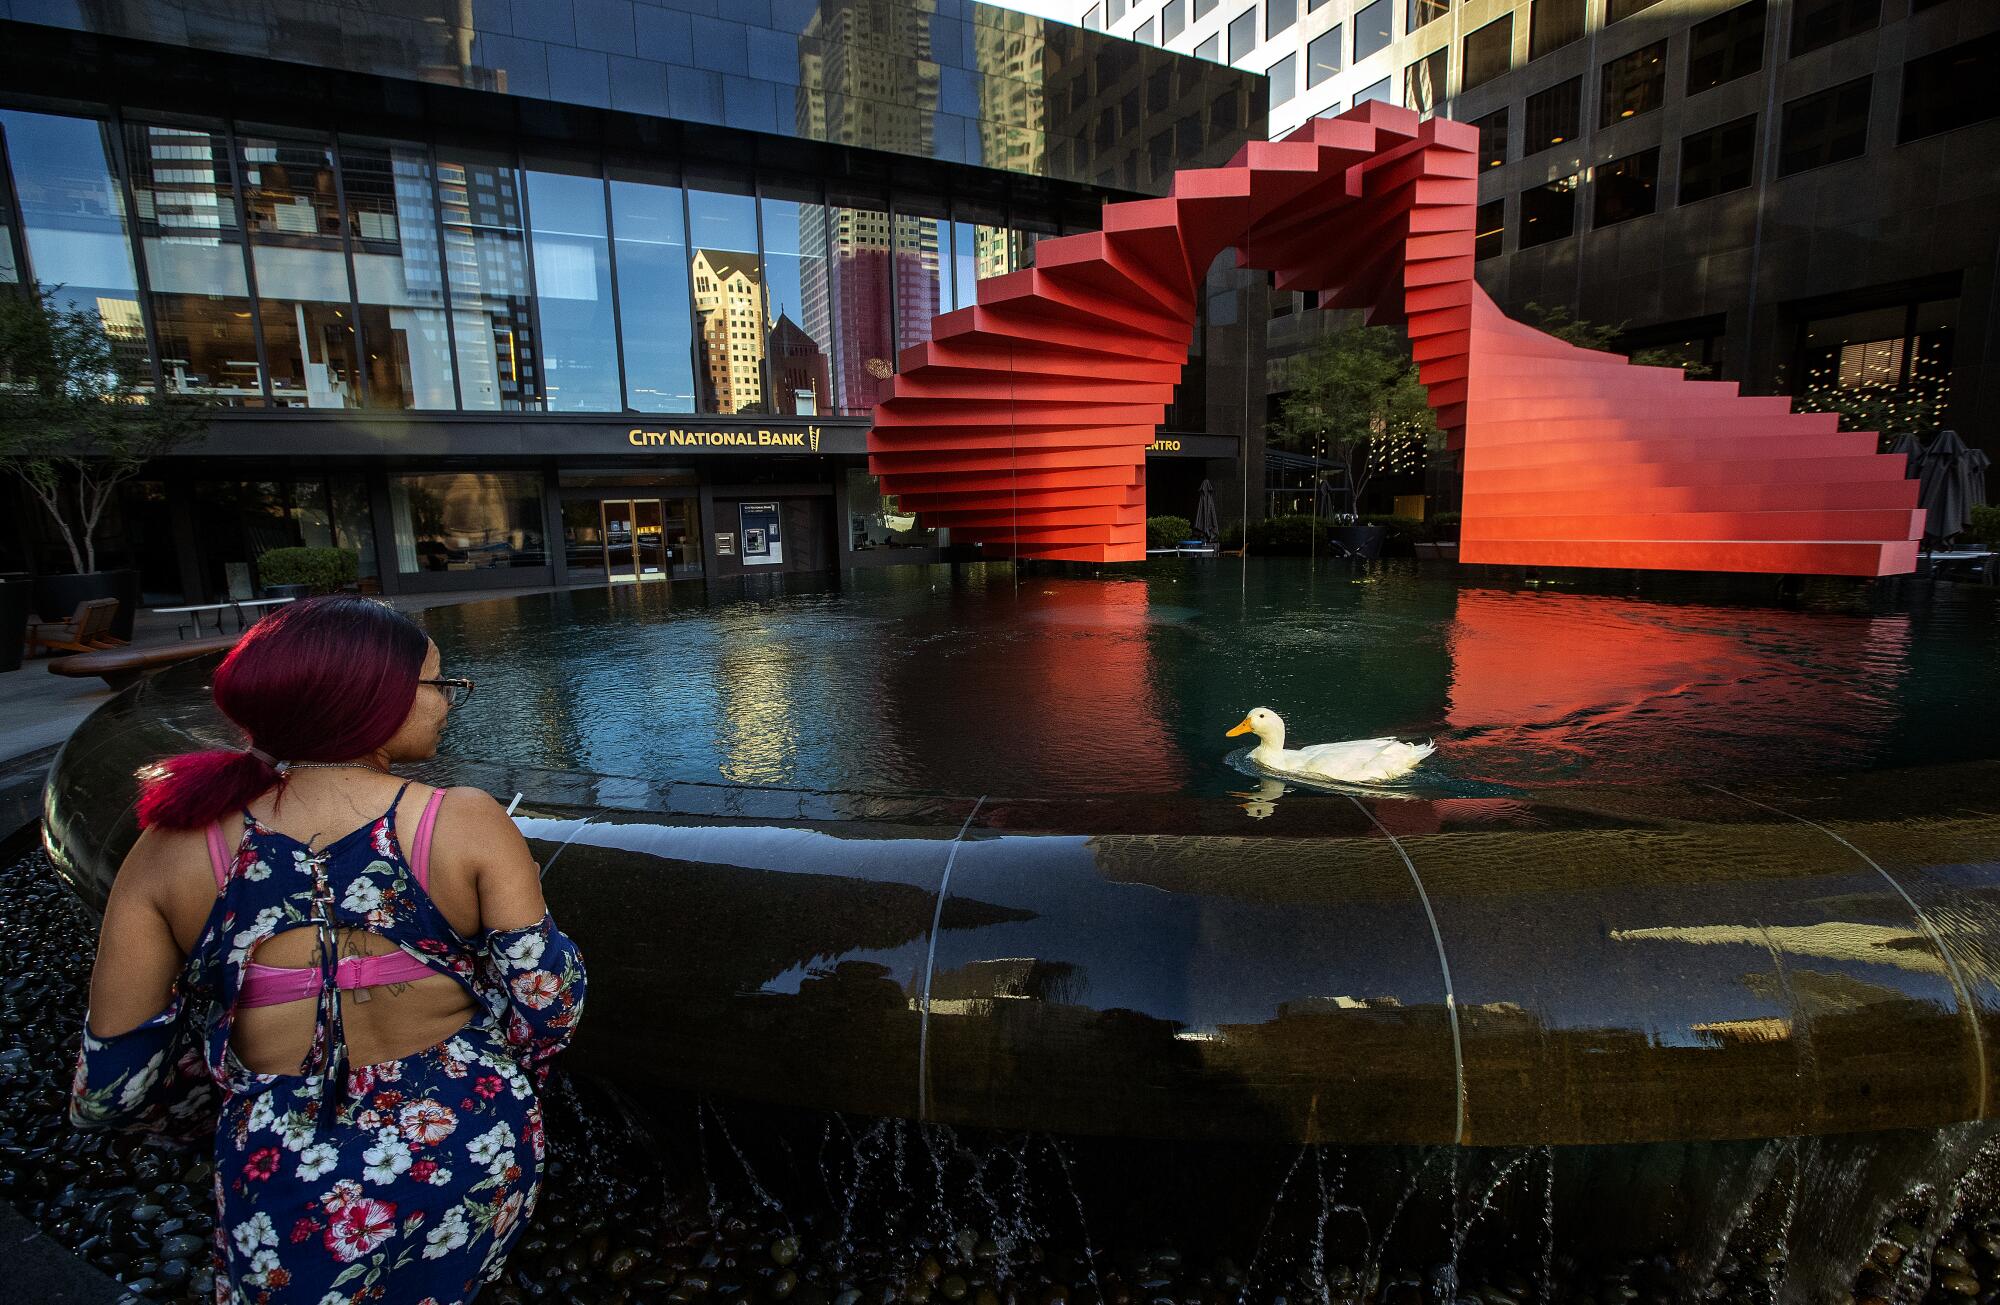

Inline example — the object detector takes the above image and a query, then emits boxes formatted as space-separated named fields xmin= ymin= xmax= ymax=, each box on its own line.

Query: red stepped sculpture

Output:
xmin=867 ymin=101 xmax=1922 ymax=576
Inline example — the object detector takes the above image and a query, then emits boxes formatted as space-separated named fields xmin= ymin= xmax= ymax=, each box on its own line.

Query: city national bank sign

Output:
xmin=626 ymin=423 xmax=867 ymax=454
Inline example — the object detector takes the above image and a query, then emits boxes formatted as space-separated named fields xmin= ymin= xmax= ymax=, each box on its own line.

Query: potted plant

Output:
xmin=255 ymin=546 xmax=359 ymax=598
xmin=1145 ymin=514 xmax=1193 ymax=551
xmin=0 ymin=286 xmax=204 ymax=642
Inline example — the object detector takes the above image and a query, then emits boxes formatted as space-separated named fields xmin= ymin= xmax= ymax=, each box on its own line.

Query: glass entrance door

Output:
xmin=600 ymin=498 xmax=667 ymax=582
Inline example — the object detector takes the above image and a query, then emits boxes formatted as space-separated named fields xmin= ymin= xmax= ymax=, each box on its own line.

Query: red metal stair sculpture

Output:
xmin=866 ymin=101 xmax=1921 ymax=576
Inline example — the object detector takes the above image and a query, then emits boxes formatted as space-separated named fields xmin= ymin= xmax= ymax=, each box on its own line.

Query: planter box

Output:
xmin=1414 ymin=541 xmax=1460 ymax=562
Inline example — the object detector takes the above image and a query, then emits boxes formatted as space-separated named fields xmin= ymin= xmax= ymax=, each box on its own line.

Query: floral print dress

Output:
xmin=69 ymin=784 xmax=587 ymax=1305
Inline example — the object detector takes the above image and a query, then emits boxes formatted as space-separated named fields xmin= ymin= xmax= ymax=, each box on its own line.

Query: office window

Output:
xmin=1269 ymin=0 xmax=1295 ymax=37
xmin=1354 ymin=0 xmax=1393 ymax=62
xmin=1405 ymin=48 xmax=1449 ymax=115
xmin=1600 ymin=41 xmax=1667 ymax=127
xmin=1197 ymin=34 xmax=1220 ymax=60
xmin=1779 ymin=76 xmax=1871 ymax=176
xmin=1678 ymin=115 xmax=1757 ymax=203
xmin=1474 ymin=199 xmax=1503 ymax=260
xmin=610 ymin=172 xmax=695 ymax=414
xmin=1270 ymin=53 xmax=1297 ymax=106
xmin=1474 ymin=108 xmax=1509 ymax=169
xmin=1524 ymin=77 xmax=1582 ymax=154
xmin=1108 ymin=0 xmax=1128 ymax=23
xmin=1687 ymin=0 xmax=1764 ymax=95
xmin=1607 ymin=0 xmax=1666 ymax=20
xmin=341 ymin=137 xmax=456 ymax=410
xmin=1308 ymin=27 xmax=1343 ymax=85
xmin=525 ymin=167 xmax=618 ymax=413
xmin=1409 ymin=0 xmax=1449 ymax=33
xmin=1195 ymin=0 xmax=1218 ymax=17
xmin=1355 ymin=76 xmax=1394 ymax=105
xmin=1520 ymin=175 xmax=1578 ymax=246
xmin=1790 ymin=0 xmax=1879 ymax=58
xmin=1462 ymin=16 xmax=1513 ymax=93
xmin=240 ymin=131 xmax=362 ymax=410
xmin=1529 ymin=0 xmax=1586 ymax=61
xmin=125 ymin=120 xmax=260 ymax=406
xmin=686 ymin=182 xmax=763 ymax=415
xmin=1308 ymin=0 xmax=1333 ymax=9
xmin=1084 ymin=5 xmax=1102 ymax=30
xmin=1164 ymin=0 xmax=1186 ymax=40
xmin=438 ymin=148 xmax=541 ymax=411
xmin=1794 ymin=295 xmax=1954 ymax=429
xmin=1229 ymin=8 xmax=1257 ymax=60
xmin=764 ymin=188 xmax=834 ymax=419
xmin=1899 ymin=32 xmax=2000 ymax=144
xmin=1136 ymin=17 xmax=1156 ymax=42
xmin=1592 ymin=148 xmax=1659 ymax=227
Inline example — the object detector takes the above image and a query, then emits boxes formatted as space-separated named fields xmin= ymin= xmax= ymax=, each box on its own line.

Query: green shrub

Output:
xmin=1146 ymin=514 xmax=1194 ymax=549
xmin=1361 ymin=514 xmax=1424 ymax=541
xmin=1246 ymin=515 xmax=1332 ymax=554
xmin=257 ymin=546 xmax=359 ymax=594
xmin=1969 ymin=504 xmax=2000 ymax=546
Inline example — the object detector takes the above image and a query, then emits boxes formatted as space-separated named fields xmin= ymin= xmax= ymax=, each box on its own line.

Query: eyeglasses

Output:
xmin=421 ymin=677 xmax=475 ymax=708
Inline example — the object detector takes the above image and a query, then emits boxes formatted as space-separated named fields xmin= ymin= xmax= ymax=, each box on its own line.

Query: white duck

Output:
xmin=1225 ymin=707 xmax=1435 ymax=784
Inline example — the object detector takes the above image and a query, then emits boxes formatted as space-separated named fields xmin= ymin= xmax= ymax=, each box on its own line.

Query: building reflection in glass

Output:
xmin=0 ymin=109 xmax=151 ymax=385
xmin=238 ymin=130 xmax=361 ymax=409
xmin=820 ymin=197 xmax=896 ymax=414
xmin=436 ymin=149 xmax=540 ymax=411
xmin=124 ymin=119 xmax=262 ymax=406
xmin=525 ymin=165 xmax=619 ymax=413
xmin=688 ymin=182 xmax=764 ymax=415
xmin=610 ymin=170 xmax=697 ymax=414
xmin=340 ymin=136 xmax=456 ymax=410
xmin=761 ymin=188 xmax=832 ymax=417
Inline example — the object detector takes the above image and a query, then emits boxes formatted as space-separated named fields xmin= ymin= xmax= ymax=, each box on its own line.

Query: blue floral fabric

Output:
xmin=70 ymin=788 xmax=586 ymax=1304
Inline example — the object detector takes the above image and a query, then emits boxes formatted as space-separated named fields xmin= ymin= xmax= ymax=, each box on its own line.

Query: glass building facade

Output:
xmin=0 ymin=0 xmax=1266 ymax=600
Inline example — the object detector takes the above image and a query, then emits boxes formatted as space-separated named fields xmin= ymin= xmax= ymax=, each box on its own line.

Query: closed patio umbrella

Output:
xmin=1886 ymin=432 xmax=1924 ymax=478
xmin=1194 ymin=479 xmax=1220 ymax=539
xmin=1916 ymin=429 xmax=1990 ymax=541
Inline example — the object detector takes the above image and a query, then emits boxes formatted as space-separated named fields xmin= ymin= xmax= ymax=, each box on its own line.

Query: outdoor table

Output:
xmin=232 ymin=597 xmax=296 ymax=626
xmin=151 ymin=602 xmax=235 ymax=639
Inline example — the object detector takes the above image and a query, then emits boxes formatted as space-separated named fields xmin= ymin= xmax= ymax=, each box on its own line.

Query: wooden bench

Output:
xmin=46 ymin=635 xmax=239 ymax=689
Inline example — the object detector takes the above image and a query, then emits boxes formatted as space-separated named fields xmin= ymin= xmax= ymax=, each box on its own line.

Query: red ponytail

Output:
xmin=135 ymin=596 xmax=430 ymax=830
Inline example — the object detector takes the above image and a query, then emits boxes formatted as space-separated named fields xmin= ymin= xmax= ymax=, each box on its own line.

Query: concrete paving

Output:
xmin=0 ymin=583 xmax=584 ymax=767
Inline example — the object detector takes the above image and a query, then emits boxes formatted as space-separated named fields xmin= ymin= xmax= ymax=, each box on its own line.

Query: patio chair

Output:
xmin=26 ymin=597 xmax=126 ymax=657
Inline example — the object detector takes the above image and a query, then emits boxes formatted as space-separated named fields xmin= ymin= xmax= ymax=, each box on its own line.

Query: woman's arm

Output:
xmin=86 ymin=829 xmax=189 ymax=1037
xmin=72 ymin=830 xmax=203 ymax=1133
xmin=444 ymin=787 xmax=551 ymax=933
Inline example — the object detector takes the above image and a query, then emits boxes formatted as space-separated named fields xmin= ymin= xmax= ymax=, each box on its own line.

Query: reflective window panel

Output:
xmin=826 ymin=198 xmax=895 ymax=415
xmin=125 ymin=120 xmax=261 ymax=405
xmin=340 ymin=138 xmax=456 ymax=410
xmin=389 ymin=471 xmax=548 ymax=573
xmin=0 ymin=109 xmax=152 ymax=386
xmin=526 ymin=166 xmax=619 ymax=413
xmin=893 ymin=207 xmax=946 ymax=359
xmin=610 ymin=172 xmax=697 ymax=414
xmin=238 ymin=130 xmax=358 ymax=408
xmin=763 ymin=188 xmax=834 ymax=418
xmin=687 ymin=182 xmax=765 ymax=415
xmin=437 ymin=148 xmax=541 ymax=411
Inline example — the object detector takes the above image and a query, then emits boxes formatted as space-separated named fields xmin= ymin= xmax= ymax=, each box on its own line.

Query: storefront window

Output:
xmin=610 ymin=172 xmax=696 ymax=413
xmin=526 ymin=165 xmax=619 ymax=412
xmin=826 ymin=196 xmax=895 ymax=415
xmin=437 ymin=149 xmax=541 ymax=411
xmin=329 ymin=475 xmax=378 ymax=579
xmin=239 ymin=131 xmax=359 ymax=408
xmin=0 ymin=109 xmax=152 ymax=385
xmin=893 ymin=207 xmax=947 ymax=356
xmin=389 ymin=472 xmax=548 ymax=573
xmin=687 ymin=182 xmax=764 ymax=414
xmin=125 ymin=120 xmax=262 ymax=405
xmin=847 ymin=470 xmax=937 ymax=550
xmin=762 ymin=188 xmax=833 ymax=417
xmin=340 ymin=138 xmax=456 ymax=410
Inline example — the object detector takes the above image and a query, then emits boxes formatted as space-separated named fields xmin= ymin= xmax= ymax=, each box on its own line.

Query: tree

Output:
xmin=1267 ymin=325 xmax=1442 ymax=515
xmin=0 ymin=286 xmax=205 ymax=574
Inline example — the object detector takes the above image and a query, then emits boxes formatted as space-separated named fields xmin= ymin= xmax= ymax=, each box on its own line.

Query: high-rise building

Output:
xmin=1089 ymin=0 xmax=1999 ymax=483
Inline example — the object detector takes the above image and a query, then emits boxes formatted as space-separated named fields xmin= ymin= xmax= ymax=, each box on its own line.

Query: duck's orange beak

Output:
xmin=1226 ymin=716 xmax=1255 ymax=737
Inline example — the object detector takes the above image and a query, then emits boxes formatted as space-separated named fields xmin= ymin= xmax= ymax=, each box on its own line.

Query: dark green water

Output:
xmin=419 ymin=559 xmax=2000 ymax=798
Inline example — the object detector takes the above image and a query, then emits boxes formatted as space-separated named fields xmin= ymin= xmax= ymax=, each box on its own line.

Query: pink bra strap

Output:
xmin=205 ymin=823 xmax=230 ymax=891
xmin=412 ymin=788 xmax=445 ymax=890
xmin=237 ymin=952 xmax=437 ymax=1009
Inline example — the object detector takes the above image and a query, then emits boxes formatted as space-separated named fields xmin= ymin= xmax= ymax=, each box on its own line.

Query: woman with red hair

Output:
xmin=68 ymin=596 xmax=586 ymax=1303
